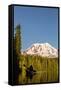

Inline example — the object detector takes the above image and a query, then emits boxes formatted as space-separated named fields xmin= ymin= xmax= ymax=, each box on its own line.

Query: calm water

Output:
xmin=18 ymin=70 xmax=57 ymax=84
xmin=18 ymin=59 xmax=58 ymax=84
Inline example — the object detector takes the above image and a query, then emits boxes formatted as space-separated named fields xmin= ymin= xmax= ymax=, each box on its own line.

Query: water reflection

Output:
xmin=18 ymin=65 xmax=48 ymax=84
xmin=18 ymin=65 xmax=58 ymax=84
xmin=18 ymin=65 xmax=37 ymax=84
xmin=18 ymin=70 xmax=47 ymax=84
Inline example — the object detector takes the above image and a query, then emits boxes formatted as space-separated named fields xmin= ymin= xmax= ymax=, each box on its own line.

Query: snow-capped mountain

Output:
xmin=22 ymin=43 xmax=58 ymax=58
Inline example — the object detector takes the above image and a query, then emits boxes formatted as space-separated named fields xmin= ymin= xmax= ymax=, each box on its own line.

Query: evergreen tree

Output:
xmin=15 ymin=25 xmax=21 ymax=55
xmin=13 ymin=24 xmax=21 ymax=84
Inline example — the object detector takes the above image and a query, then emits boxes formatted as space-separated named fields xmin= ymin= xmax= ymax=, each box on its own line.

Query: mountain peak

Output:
xmin=32 ymin=42 xmax=52 ymax=46
xmin=22 ymin=43 xmax=58 ymax=58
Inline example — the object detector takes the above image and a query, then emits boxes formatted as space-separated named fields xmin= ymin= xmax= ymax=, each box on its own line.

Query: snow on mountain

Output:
xmin=22 ymin=43 xmax=58 ymax=58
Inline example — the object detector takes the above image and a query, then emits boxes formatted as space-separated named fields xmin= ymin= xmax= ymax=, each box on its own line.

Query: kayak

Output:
xmin=26 ymin=69 xmax=36 ymax=76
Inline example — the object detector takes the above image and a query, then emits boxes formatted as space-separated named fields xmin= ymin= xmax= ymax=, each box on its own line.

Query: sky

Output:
xmin=14 ymin=6 xmax=58 ymax=51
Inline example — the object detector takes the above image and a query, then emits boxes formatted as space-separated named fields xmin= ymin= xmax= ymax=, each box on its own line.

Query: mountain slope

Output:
xmin=22 ymin=43 xmax=58 ymax=58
